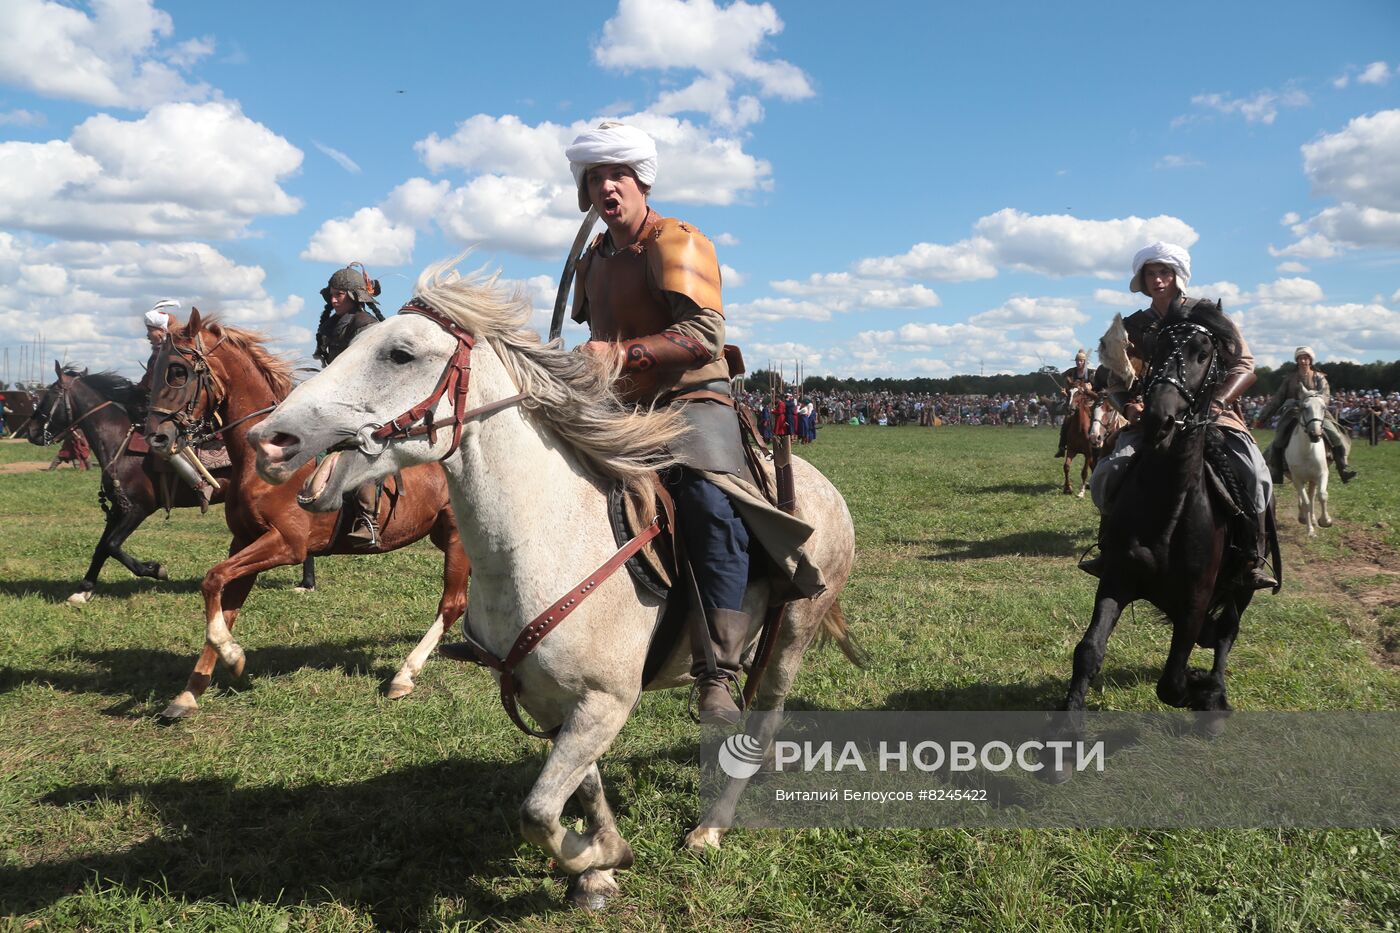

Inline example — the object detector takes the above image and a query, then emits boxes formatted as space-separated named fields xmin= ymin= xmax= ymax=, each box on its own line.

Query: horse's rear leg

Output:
xmin=1078 ymin=457 xmax=1090 ymax=499
xmin=1157 ymin=614 xmax=1206 ymax=709
xmin=519 ymin=693 xmax=635 ymax=901
xmin=1297 ymin=481 xmax=1315 ymax=536
xmin=1315 ymin=475 xmax=1332 ymax=528
xmin=70 ymin=505 xmax=145 ymax=604
xmin=387 ymin=515 xmax=470 ymax=699
xmin=1062 ymin=456 xmax=1073 ymax=494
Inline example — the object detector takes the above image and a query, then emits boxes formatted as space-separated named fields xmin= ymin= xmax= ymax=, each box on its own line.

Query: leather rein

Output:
xmin=364 ymin=298 xmax=663 ymax=740
xmin=34 ymin=379 xmax=119 ymax=447
xmin=148 ymin=330 xmax=230 ymax=444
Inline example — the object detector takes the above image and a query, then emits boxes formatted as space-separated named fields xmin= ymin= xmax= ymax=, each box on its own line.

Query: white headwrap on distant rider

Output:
xmin=144 ymin=298 xmax=180 ymax=329
xmin=565 ymin=121 xmax=658 ymax=212
xmin=1129 ymin=242 xmax=1192 ymax=295
xmin=1295 ymin=346 xmax=1315 ymax=361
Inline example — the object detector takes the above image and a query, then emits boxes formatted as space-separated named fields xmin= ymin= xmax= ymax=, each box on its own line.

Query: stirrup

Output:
xmin=347 ymin=517 xmax=379 ymax=549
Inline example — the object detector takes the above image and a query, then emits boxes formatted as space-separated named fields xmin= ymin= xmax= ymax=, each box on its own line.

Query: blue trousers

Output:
xmin=664 ymin=467 xmax=752 ymax=612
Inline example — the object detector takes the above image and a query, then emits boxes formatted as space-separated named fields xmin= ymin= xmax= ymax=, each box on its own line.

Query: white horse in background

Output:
xmin=248 ymin=261 xmax=858 ymax=910
xmin=1285 ymin=391 xmax=1332 ymax=536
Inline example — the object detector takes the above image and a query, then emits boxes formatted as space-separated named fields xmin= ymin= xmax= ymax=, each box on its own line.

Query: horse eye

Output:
xmin=1197 ymin=350 xmax=1210 ymax=363
xmin=389 ymin=348 xmax=415 ymax=365
xmin=166 ymin=363 xmax=188 ymax=386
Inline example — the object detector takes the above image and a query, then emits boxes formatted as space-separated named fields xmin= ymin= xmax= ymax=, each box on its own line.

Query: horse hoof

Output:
xmin=292 ymin=586 xmax=314 ymax=594
xmin=684 ymin=826 xmax=724 ymax=853
xmin=67 ymin=590 xmax=94 ymax=606
xmin=1061 ymin=487 xmax=1072 ymax=495
xmin=155 ymin=564 xmax=169 ymax=581
xmin=567 ymin=868 xmax=619 ymax=912
xmin=159 ymin=700 xmax=198 ymax=720
xmin=222 ymin=646 xmax=246 ymax=679
xmin=385 ymin=678 xmax=414 ymax=700
xmin=1318 ymin=518 xmax=1332 ymax=528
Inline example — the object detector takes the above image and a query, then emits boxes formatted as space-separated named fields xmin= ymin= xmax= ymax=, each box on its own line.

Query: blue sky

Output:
xmin=1 ymin=0 xmax=1398 ymax=382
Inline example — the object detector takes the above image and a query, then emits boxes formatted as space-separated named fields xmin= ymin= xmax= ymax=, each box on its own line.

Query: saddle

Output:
xmin=607 ymin=401 xmax=788 ymax=688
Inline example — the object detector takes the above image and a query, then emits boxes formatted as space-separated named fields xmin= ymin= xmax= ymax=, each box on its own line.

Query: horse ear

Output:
xmin=82 ymin=368 xmax=89 ymax=376
xmin=188 ymin=307 xmax=202 ymax=332
xmin=54 ymin=360 xmax=63 ymax=378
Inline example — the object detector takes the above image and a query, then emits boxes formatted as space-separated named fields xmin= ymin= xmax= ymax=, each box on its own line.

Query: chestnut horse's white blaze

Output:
xmin=249 ymin=262 xmax=857 ymax=908
xmin=1285 ymin=391 xmax=1331 ymax=536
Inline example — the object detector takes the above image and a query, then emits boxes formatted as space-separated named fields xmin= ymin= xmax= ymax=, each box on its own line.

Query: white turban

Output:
xmin=1295 ymin=346 xmax=1315 ymax=361
xmin=144 ymin=298 xmax=180 ymax=329
xmin=1129 ymin=242 xmax=1192 ymax=295
xmin=565 ymin=122 xmax=658 ymax=212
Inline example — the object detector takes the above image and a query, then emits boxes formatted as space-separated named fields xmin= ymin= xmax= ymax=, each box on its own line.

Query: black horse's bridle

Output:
xmin=32 ymin=375 xmax=115 ymax=447
xmin=1144 ymin=321 xmax=1222 ymax=429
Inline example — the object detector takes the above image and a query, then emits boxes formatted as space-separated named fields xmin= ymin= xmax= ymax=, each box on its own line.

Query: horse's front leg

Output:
xmin=1157 ymin=607 xmax=1207 ymax=709
xmin=162 ymin=531 xmax=300 ymax=719
xmin=1316 ymin=470 xmax=1332 ymax=528
xmin=1078 ymin=456 xmax=1090 ymax=499
xmin=519 ymin=692 xmax=635 ymax=902
xmin=1191 ymin=599 xmax=1240 ymax=714
xmin=387 ymin=514 xmax=470 ymax=699
xmin=565 ymin=762 xmax=628 ymax=910
xmin=1063 ymin=582 xmax=1129 ymax=713
xmin=1062 ymin=455 xmax=1073 ymax=494
xmin=1296 ymin=480 xmax=1315 ymax=536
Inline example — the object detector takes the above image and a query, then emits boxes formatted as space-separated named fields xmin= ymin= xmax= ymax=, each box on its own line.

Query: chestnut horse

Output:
xmin=143 ymin=310 xmax=469 ymax=719
xmin=1061 ymin=386 xmax=1103 ymax=497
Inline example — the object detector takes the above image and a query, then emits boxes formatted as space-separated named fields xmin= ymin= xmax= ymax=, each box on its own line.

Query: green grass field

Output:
xmin=1 ymin=427 xmax=1397 ymax=931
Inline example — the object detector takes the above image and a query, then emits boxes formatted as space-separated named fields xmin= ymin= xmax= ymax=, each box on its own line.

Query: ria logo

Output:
xmin=717 ymin=733 xmax=765 ymax=779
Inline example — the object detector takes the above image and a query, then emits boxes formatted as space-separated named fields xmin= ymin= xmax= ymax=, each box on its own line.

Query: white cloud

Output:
xmin=1093 ymin=288 xmax=1140 ymax=308
xmin=721 ymin=264 xmax=745 ymax=287
xmin=1275 ymin=260 xmax=1308 ymax=273
xmin=416 ymin=113 xmax=572 ymax=179
xmin=0 ymin=101 xmax=302 ymax=240
xmin=714 ymin=232 xmax=740 ymax=246
xmin=855 ymin=238 xmax=997 ymax=282
xmin=167 ymin=36 xmax=215 ymax=68
xmin=301 ymin=207 xmax=417 ymax=266
xmin=728 ymin=297 xmax=832 ymax=323
xmin=0 ymin=236 xmax=303 ymax=373
xmin=1333 ymin=73 xmax=1350 ymax=90
xmin=1236 ymin=299 xmax=1400 ymax=366
xmin=0 ymin=0 xmax=212 ymax=108
xmin=1280 ymin=211 xmax=1300 ymax=225
xmin=0 ymin=109 xmax=45 ymax=126
xmin=1184 ymin=87 xmax=1309 ymax=125
xmin=855 ymin=210 xmax=1197 ymax=283
xmin=1302 ymin=110 xmax=1400 ymax=211
xmin=313 ymin=141 xmax=361 ymax=174
xmin=1254 ymin=277 xmax=1324 ymax=303
xmin=595 ymin=0 xmax=814 ymax=103
xmin=1155 ymin=154 xmax=1203 ymax=169
xmin=1358 ymin=61 xmax=1392 ymax=85
xmin=1275 ymin=110 xmax=1400 ymax=256
xmin=770 ymin=272 xmax=940 ymax=310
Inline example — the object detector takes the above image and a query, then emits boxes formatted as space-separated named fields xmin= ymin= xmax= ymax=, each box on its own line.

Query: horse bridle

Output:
xmin=347 ymin=299 xmax=525 ymax=461
xmin=149 ymin=330 xmax=228 ymax=444
xmin=1144 ymin=321 xmax=1222 ymax=428
xmin=32 ymin=375 xmax=117 ymax=447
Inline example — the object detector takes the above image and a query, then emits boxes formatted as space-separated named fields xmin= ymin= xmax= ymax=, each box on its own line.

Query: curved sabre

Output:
xmin=550 ymin=207 xmax=599 ymax=342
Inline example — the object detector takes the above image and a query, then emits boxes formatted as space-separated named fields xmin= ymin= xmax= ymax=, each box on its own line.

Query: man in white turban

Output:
xmin=1083 ymin=241 xmax=1277 ymax=590
xmin=144 ymin=299 xmax=181 ymax=349
xmin=1253 ymin=346 xmax=1356 ymax=483
xmin=442 ymin=121 xmax=824 ymax=724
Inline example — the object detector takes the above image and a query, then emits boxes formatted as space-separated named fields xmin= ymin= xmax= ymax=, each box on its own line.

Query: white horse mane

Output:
xmin=411 ymin=258 xmax=687 ymax=506
xmin=1098 ymin=313 xmax=1135 ymax=389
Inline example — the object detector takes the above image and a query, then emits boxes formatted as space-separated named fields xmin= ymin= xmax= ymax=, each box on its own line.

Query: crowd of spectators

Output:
xmin=736 ymin=388 xmax=1400 ymax=442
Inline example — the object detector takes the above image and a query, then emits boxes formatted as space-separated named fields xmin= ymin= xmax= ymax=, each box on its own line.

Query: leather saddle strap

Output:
xmin=397 ymin=393 xmax=528 ymax=438
xmin=489 ymin=517 xmax=666 ymax=740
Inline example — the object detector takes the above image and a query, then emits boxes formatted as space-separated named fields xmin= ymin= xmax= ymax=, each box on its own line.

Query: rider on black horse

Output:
xmin=1082 ymin=241 xmax=1277 ymax=591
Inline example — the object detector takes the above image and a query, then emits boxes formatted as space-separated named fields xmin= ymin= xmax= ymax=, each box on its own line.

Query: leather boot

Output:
xmin=1332 ymin=444 xmax=1357 ymax=484
xmin=691 ymin=608 xmax=750 ymax=725
xmin=345 ymin=482 xmax=380 ymax=549
xmin=1244 ymin=508 xmax=1278 ymax=591
xmin=1078 ymin=515 xmax=1107 ymax=578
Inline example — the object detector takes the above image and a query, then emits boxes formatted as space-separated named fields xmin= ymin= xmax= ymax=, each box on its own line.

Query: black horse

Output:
xmin=26 ymin=363 xmax=316 ymax=603
xmin=1063 ymin=302 xmax=1277 ymax=719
